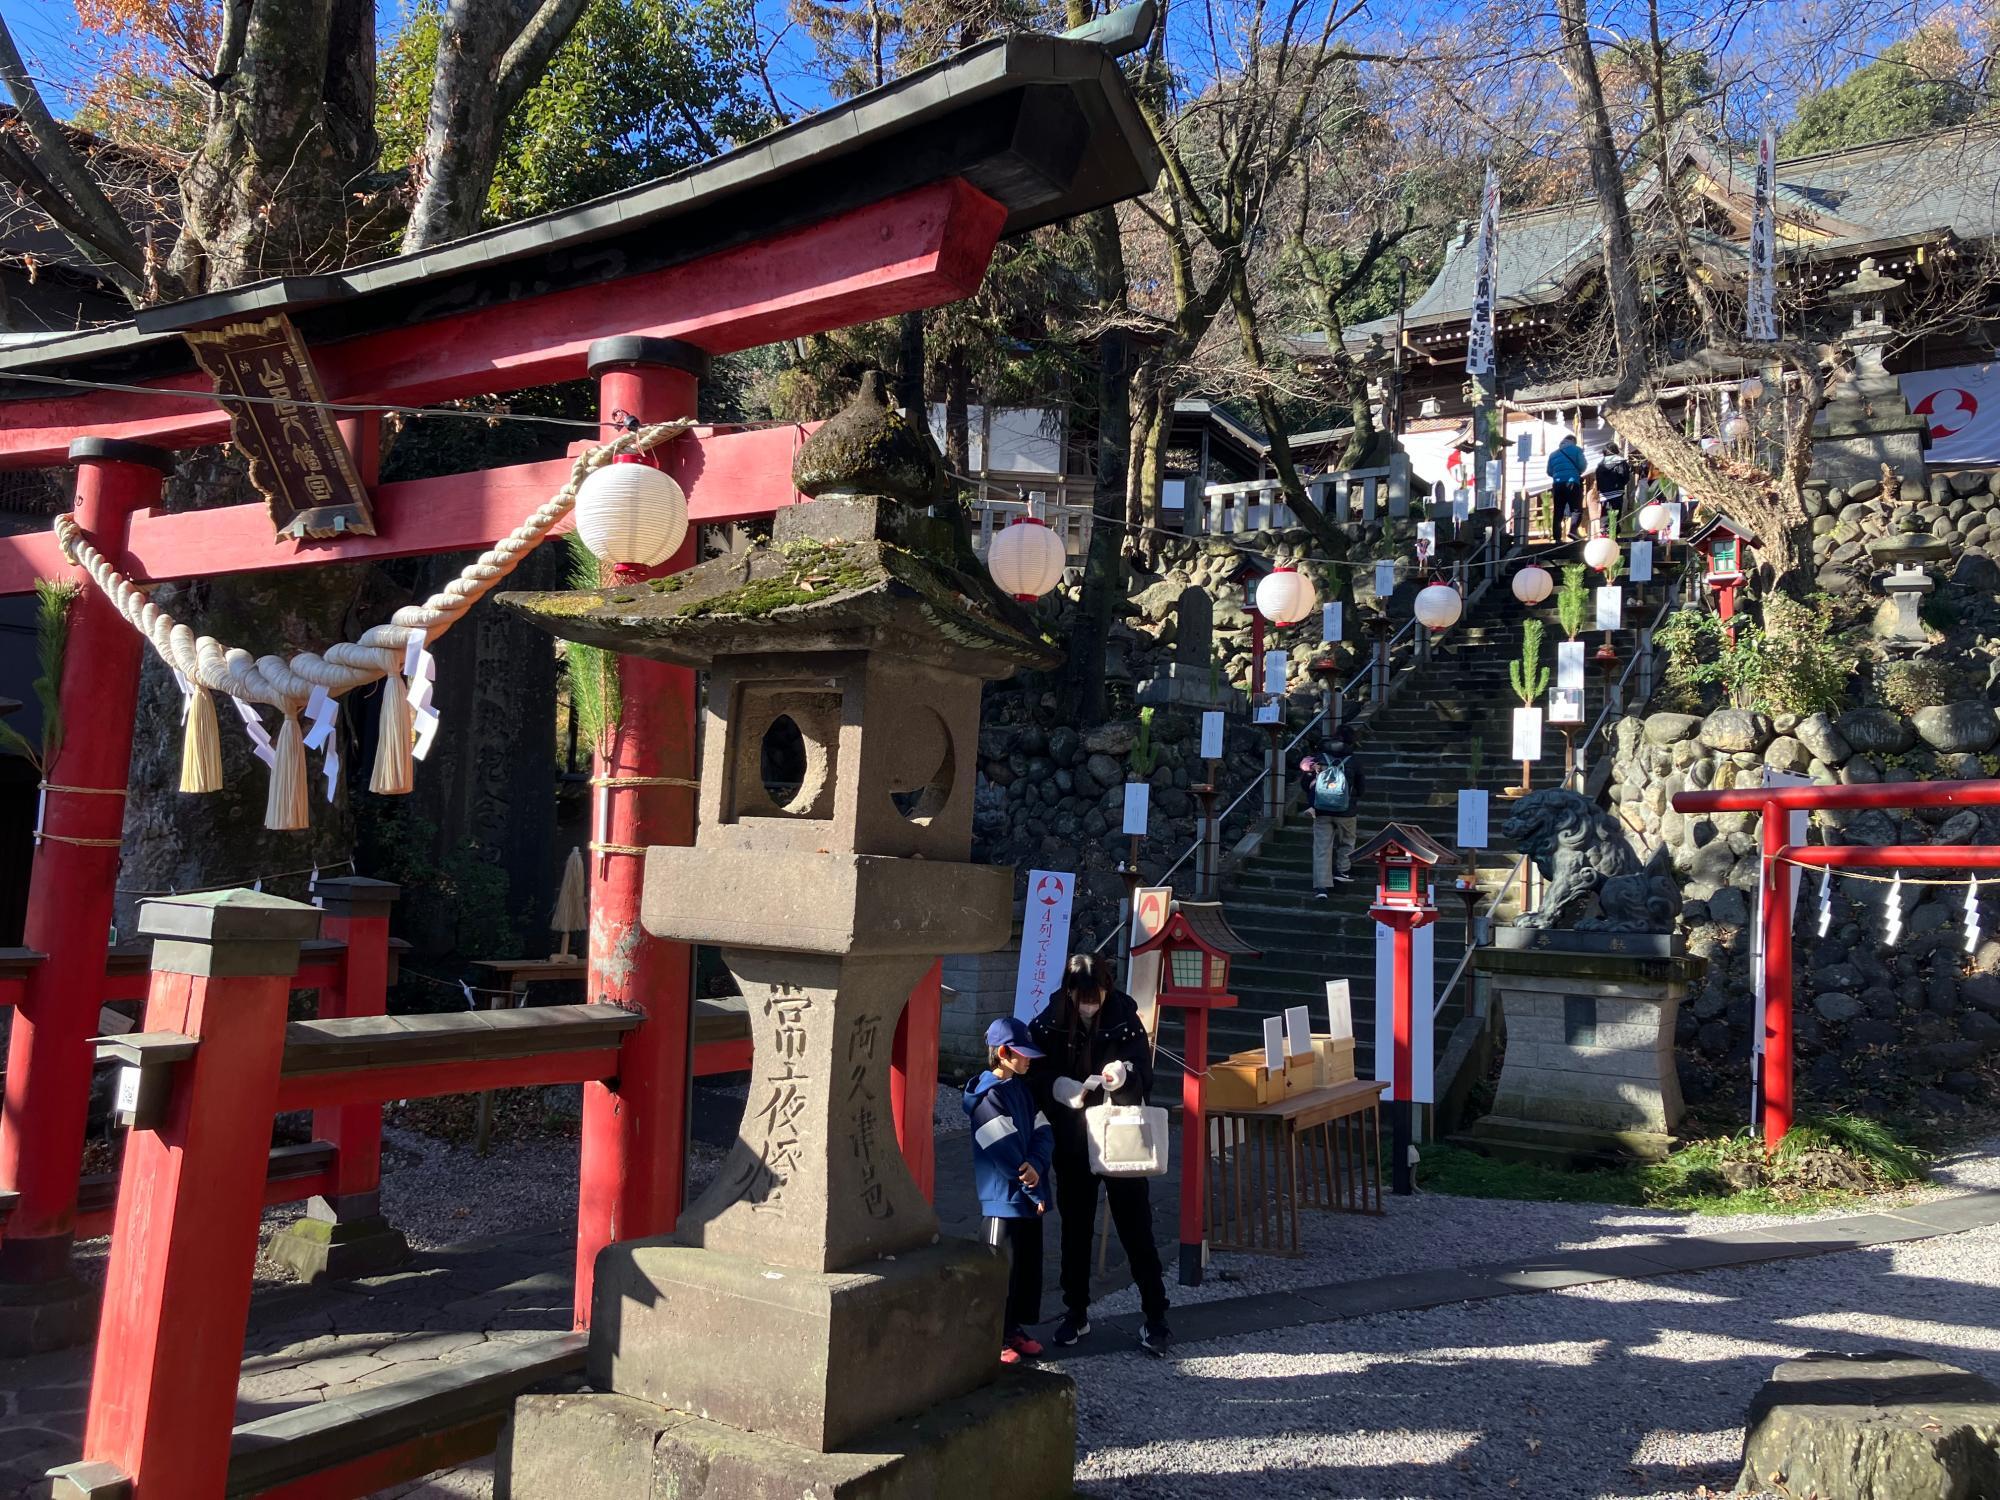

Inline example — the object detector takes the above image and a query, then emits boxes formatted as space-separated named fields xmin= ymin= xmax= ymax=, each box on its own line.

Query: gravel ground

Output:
xmin=1087 ymin=1133 xmax=2000 ymax=1320
xmin=1064 ymin=1216 xmax=2000 ymax=1499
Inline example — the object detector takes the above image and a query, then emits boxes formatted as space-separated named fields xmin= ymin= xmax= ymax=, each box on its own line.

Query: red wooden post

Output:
xmin=77 ymin=889 xmax=321 ymax=1499
xmin=265 ymin=877 xmax=408 ymax=1281
xmin=1759 ymin=795 xmax=1793 ymax=1153
xmin=0 ymin=438 xmax=171 ymax=1355
xmin=890 ymin=961 xmax=944 ymax=1203
xmin=1177 ymin=1004 xmax=1210 ymax=1286
xmin=572 ymin=338 xmax=703 ymax=1328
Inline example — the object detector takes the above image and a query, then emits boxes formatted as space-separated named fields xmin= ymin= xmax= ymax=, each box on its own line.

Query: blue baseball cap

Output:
xmin=984 ymin=1016 xmax=1044 ymax=1057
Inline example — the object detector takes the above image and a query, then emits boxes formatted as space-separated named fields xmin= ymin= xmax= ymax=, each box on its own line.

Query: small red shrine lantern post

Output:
xmin=1686 ymin=514 xmax=1759 ymax=639
xmin=1131 ymin=900 xmax=1257 ymax=1286
xmin=1356 ymin=822 xmax=1449 ymax=1196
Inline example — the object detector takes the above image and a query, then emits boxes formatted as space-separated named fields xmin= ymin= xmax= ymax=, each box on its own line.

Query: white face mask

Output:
xmin=1077 ymin=996 xmax=1102 ymax=1020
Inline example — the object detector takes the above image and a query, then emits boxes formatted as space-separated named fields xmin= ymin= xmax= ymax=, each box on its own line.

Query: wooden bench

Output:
xmin=1207 ymin=1079 xmax=1386 ymax=1258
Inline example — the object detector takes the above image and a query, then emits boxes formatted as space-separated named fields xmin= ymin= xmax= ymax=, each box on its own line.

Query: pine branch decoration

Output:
xmin=564 ymin=532 xmax=621 ymax=755
xmin=0 ymin=580 xmax=78 ymax=773
xmin=1510 ymin=618 xmax=1549 ymax=706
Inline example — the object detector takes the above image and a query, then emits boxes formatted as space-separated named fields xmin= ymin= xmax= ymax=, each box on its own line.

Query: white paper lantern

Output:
xmin=1739 ymin=374 xmax=1765 ymax=402
xmin=1254 ymin=566 xmax=1319 ymax=626
xmin=1415 ymin=582 xmax=1463 ymax=632
xmin=988 ymin=518 xmax=1066 ymax=601
xmin=1584 ymin=535 xmax=1620 ymax=572
xmin=1511 ymin=564 xmax=1553 ymax=604
xmin=573 ymin=457 xmax=688 ymax=569
xmin=1722 ymin=414 xmax=1751 ymax=443
xmin=1638 ymin=501 xmax=1669 ymax=534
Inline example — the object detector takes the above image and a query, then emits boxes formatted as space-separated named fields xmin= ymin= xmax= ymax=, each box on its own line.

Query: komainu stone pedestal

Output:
xmin=1467 ymin=936 xmax=1702 ymax=1163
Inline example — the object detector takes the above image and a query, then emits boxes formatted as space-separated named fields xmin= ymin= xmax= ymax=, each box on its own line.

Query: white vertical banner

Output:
xmin=1122 ymin=781 xmax=1150 ymax=836
xmin=1263 ymin=648 xmax=1288 ymax=696
xmin=1630 ymin=539 xmax=1654 ymax=583
xmin=1512 ymin=706 xmax=1543 ymax=762
xmin=1374 ymin=560 xmax=1396 ymax=598
xmin=1012 ymin=870 xmax=1075 ymax=1021
xmin=1465 ymin=165 xmax=1500 ymax=377
xmin=1556 ymin=640 xmax=1585 ymax=691
xmin=1322 ymin=601 xmax=1342 ymax=643
xmin=1284 ymin=1005 xmax=1312 ymax=1056
xmin=1595 ymin=585 xmax=1624 ymax=631
xmin=1747 ymin=126 xmax=1778 ymax=342
xmin=1262 ymin=1015 xmax=1286 ymax=1072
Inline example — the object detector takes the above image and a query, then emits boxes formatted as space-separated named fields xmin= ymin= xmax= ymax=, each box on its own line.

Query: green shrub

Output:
xmin=1878 ymin=658 xmax=1969 ymax=715
xmin=1556 ymin=565 xmax=1588 ymax=640
xmin=1654 ymin=594 xmax=1854 ymax=717
xmin=1510 ymin=618 xmax=1549 ymax=705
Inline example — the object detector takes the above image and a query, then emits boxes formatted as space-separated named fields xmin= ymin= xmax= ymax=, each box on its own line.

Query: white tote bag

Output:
xmin=1084 ymin=1102 xmax=1169 ymax=1178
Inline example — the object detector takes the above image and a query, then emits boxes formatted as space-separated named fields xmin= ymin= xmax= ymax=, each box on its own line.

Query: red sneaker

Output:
xmin=1007 ymin=1331 xmax=1045 ymax=1358
xmin=999 ymin=1344 xmax=1023 ymax=1365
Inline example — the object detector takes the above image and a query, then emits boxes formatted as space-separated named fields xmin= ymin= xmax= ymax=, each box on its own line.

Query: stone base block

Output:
xmin=0 ymin=1273 xmax=98 ymax=1356
xmin=263 ymin=1212 xmax=410 ymax=1283
xmin=501 ymin=1366 xmax=1075 ymax=1500
xmin=1457 ymin=1114 xmax=1673 ymax=1166
xmin=1739 ymin=1350 xmax=2000 ymax=1499
xmin=591 ymin=1237 xmax=1005 ymax=1452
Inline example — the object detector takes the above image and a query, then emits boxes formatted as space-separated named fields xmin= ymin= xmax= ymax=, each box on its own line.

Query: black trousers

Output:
xmin=1054 ymin=1144 xmax=1169 ymax=1321
xmin=985 ymin=1214 xmax=1043 ymax=1332
xmin=1551 ymin=479 xmax=1584 ymax=538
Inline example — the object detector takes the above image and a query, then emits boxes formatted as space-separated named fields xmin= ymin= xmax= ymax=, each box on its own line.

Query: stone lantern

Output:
xmin=497 ymin=372 xmax=1074 ymax=1497
xmin=1867 ymin=503 xmax=1953 ymax=650
xmin=1813 ymin=256 xmax=1927 ymax=488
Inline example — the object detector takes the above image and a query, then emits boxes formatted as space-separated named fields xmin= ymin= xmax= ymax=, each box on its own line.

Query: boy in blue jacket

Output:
xmin=964 ymin=1016 xmax=1053 ymax=1364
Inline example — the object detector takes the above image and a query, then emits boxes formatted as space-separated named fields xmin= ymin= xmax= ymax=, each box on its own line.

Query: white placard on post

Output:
xmin=1630 ymin=539 xmax=1654 ymax=583
xmin=1557 ymin=640 xmax=1586 ymax=692
xmin=1325 ymin=979 xmax=1353 ymax=1041
xmin=1550 ymin=687 xmax=1584 ymax=724
xmin=1516 ymin=431 xmax=1532 ymax=462
xmin=1122 ymin=781 xmax=1150 ymax=836
xmin=1596 ymin=585 xmax=1624 ymax=631
xmin=1512 ymin=706 xmax=1544 ymax=762
xmin=1253 ymin=701 xmax=1281 ymax=725
xmin=1262 ymin=1016 xmax=1285 ymax=1072
xmin=1263 ymin=648 xmax=1288 ymax=696
xmin=1322 ymin=601 xmax=1342 ymax=643
xmin=1457 ymin=788 xmax=1489 ymax=849
xmin=1284 ymin=1005 xmax=1312 ymax=1057
xmin=1012 ymin=870 xmax=1075 ymax=1021
xmin=1452 ymin=493 xmax=1471 ymax=523
xmin=1200 ymin=710 xmax=1224 ymax=761
xmin=1374 ymin=560 xmax=1396 ymax=597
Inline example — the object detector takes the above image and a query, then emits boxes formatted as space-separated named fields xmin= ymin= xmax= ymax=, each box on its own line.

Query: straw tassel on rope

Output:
xmin=266 ymin=710 xmax=310 ymax=832
xmin=370 ymin=668 xmax=415 ymax=795
xmin=178 ymin=681 xmax=224 ymax=794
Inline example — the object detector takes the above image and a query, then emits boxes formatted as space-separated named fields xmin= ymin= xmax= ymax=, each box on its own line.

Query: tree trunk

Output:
xmin=944 ymin=347 xmax=971 ymax=477
xmin=896 ymin=310 xmax=927 ymax=419
xmin=172 ymin=0 xmax=378 ymax=289
xmin=1067 ymin=204 xmax=1130 ymax=724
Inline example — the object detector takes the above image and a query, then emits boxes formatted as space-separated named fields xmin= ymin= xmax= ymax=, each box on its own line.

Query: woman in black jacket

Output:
xmin=1028 ymin=952 xmax=1172 ymax=1354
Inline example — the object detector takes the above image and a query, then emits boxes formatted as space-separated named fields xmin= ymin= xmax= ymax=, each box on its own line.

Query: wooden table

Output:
xmin=1207 ymin=1078 xmax=1386 ymax=1258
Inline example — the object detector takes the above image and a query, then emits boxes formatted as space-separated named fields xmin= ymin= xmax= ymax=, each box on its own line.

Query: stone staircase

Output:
xmin=1159 ymin=553 xmax=1674 ymax=1085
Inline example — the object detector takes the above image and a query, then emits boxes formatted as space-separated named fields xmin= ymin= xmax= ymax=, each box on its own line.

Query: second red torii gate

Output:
xmin=1672 ymin=778 xmax=2000 ymax=1150
xmin=0 ymin=26 xmax=1159 ymax=1351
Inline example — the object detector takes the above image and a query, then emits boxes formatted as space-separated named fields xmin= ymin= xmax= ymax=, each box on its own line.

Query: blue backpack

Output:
xmin=1312 ymin=758 xmax=1354 ymax=815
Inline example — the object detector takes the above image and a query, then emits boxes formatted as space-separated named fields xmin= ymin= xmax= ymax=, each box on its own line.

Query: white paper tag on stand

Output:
xmin=1557 ymin=640 xmax=1585 ymax=691
xmin=1322 ymin=602 xmax=1341 ymax=643
xmin=1595 ymin=585 xmax=1623 ymax=631
xmin=1262 ymin=1016 xmax=1285 ymax=1071
xmin=1284 ymin=1005 xmax=1311 ymax=1056
xmin=1200 ymin=711 xmax=1224 ymax=760
xmin=1630 ymin=540 xmax=1654 ymax=583
xmin=1263 ymin=649 xmax=1288 ymax=696
xmin=1457 ymin=788 xmax=1489 ymax=849
xmin=1122 ymin=781 xmax=1150 ymax=836
xmin=1325 ymin=979 xmax=1353 ymax=1041
xmin=1512 ymin=706 xmax=1543 ymax=762
xmin=1374 ymin=560 xmax=1396 ymax=597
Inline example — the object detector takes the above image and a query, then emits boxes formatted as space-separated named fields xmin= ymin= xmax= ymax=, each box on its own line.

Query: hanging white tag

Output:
xmin=1967 ymin=880 xmax=1982 ymax=955
xmin=460 ymin=981 xmax=478 ymax=1010
xmin=1817 ymin=867 xmax=1832 ymax=938
xmin=234 ymin=697 xmax=277 ymax=767
xmin=1884 ymin=872 xmax=1903 ymax=946
xmin=594 ymin=787 xmax=610 ymax=852
xmin=323 ymin=742 xmax=341 ymax=803
xmin=303 ymin=693 xmax=338 ymax=752
xmin=411 ymin=704 xmax=441 ymax=762
xmin=404 ymin=636 xmax=426 ymax=679
xmin=310 ymin=862 xmax=323 ymax=908
xmin=173 ymin=669 xmax=195 ymax=724
xmin=33 ymin=784 xmax=46 ymax=846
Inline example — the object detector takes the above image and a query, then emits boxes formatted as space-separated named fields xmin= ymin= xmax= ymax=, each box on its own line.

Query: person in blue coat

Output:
xmin=964 ymin=1015 xmax=1053 ymax=1363
xmin=1547 ymin=434 xmax=1587 ymax=540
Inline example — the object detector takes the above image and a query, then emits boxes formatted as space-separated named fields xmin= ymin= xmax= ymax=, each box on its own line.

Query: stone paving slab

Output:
xmin=1069 ymin=1188 xmax=2000 ymax=1357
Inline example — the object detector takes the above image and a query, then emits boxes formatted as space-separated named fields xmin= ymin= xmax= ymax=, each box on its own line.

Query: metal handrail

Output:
xmin=1090 ymin=612 xmax=1420 ymax=952
xmin=1430 ymin=577 xmax=1689 ymax=1019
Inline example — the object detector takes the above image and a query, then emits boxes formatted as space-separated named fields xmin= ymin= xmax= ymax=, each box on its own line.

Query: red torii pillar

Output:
xmin=0 ymin=438 xmax=169 ymax=1352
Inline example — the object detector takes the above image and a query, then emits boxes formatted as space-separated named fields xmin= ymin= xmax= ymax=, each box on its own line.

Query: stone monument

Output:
xmin=1139 ymin=585 xmax=1238 ymax=709
xmin=1813 ymin=257 xmax=1928 ymax=491
xmin=494 ymin=372 xmax=1075 ymax=1498
xmin=1464 ymin=790 xmax=1702 ymax=1163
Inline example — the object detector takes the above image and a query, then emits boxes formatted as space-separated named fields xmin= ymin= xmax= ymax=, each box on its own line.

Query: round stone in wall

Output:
xmin=1836 ymin=708 xmax=1917 ymax=756
xmin=1912 ymin=700 xmax=2000 ymax=754
xmin=1701 ymin=709 xmax=1774 ymax=754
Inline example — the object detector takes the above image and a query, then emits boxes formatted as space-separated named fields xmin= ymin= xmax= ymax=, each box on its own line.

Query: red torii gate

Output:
xmin=1672 ymin=778 xmax=2000 ymax=1149
xmin=0 ymin=23 xmax=1157 ymax=1354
